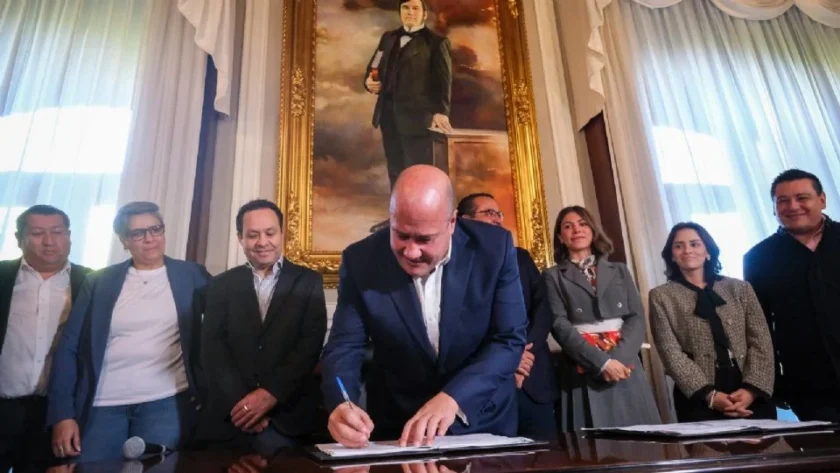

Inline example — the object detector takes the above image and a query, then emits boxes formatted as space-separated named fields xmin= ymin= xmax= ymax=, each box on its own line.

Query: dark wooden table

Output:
xmin=44 ymin=430 xmax=840 ymax=473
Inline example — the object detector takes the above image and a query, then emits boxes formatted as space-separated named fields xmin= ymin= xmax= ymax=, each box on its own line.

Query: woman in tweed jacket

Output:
xmin=649 ymin=222 xmax=775 ymax=422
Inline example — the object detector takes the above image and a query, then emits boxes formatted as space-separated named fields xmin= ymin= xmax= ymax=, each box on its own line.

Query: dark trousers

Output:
xmin=516 ymin=390 xmax=558 ymax=442
xmin=0 ymin=396 xmax=53 ymax=472
xmin=790 ymin=401 xmax=840 ymax=422
xmin=380 ymin=98 xmax=432 ymax=189
xmin=673 ymin=365 xmax=777 ymax=422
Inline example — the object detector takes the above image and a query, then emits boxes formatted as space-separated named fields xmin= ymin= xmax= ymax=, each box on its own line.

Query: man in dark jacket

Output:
xmin=0 ymin=205 xmax=91 ymax=471
xmin=198 ymin=200 xmax=327 ymax=455
xmin=457 ymin=193 xmax=559 ymax=440
xmin=744 ymin=169 xmax=840 ymax=421
xmin=364 ymin=0 xmax=453 ymax=191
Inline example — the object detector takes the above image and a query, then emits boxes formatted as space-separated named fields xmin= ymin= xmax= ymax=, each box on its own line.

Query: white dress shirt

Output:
xmin=410 ymin=240 xmax=467 ymax=424
xmin=400 ymin=24 xmax=425 ymax=48
xmin=93 ymin=266 xmax=188 ymax=406
xmin=0 ymin=259 xmax=71 ymax=398
xmin=412 ymin=242 xmax=451 ymax=356
xmin=248 ymin=258 xmax=283 ymax=321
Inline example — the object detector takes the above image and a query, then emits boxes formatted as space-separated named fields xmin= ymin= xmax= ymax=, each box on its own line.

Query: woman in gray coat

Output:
xmin=543 ymin=206 xmax=661 ymax=431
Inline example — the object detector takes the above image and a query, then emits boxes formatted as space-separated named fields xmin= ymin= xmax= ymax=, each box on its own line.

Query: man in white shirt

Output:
xmin=0 ymin=205 xmax=91 ymax=471
xmin=199 ymin=199 xmax=327 ymax=455
xmin=322 ymin=165 xmax=528 ymax=448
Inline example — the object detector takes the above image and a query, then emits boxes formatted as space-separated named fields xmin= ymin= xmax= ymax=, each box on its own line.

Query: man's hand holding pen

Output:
xmin=329 ymin=401 xmax=375 ymax=448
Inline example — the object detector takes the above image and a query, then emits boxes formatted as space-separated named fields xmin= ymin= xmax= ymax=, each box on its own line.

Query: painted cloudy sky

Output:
xmin=311 ymin=0 xmax=516 ymax=250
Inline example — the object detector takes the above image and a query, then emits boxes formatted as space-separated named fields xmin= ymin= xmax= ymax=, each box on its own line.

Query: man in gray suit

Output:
xmin=364 ymin=0 xmax=453 ymax=191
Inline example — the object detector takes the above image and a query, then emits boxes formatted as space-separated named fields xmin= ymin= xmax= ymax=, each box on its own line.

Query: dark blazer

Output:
xmin=365 ymin=26 xmax=452 ymax=135
xmin=744 ymin=218 xmax=840 ymax=404
xmin=543 ymin=258 xmax=647 ymax=373
xmin=0 ymin=259 xmax=92 ymax=357
xmin=46 ymin=257 xmax=210 ymax=432
xmin=321 ymin=220 xmax=528 ymax=437
xmin=198 ymin=260 xmax=327 ymax=439
xmin=515 ymin=248 xmax=559 ymax=404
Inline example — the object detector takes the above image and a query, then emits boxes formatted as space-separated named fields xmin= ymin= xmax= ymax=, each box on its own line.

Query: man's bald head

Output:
xmin=388 ymin=165 xmax=456 ymax=278
xmin=389 ymin=165 xmax=454 ymax=219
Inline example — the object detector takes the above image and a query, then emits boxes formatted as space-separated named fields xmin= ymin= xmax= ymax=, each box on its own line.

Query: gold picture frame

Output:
xmin=277 ymin=0 xmax=550 ymax=287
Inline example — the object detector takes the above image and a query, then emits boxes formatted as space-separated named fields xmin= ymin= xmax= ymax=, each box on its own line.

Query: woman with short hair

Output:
xmin=48 ymin=201 xmax=211 ymax=461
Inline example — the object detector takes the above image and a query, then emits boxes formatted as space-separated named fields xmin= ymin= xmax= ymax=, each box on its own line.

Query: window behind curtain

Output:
xmin=620 ymin=0 xmax=840 ymax=278
xmin=0 ymin=0 xmax=147 ymax=268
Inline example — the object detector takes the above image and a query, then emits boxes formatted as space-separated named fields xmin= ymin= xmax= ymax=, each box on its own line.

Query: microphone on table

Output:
xmin=122 ymin=436 xmax=170 ymax=460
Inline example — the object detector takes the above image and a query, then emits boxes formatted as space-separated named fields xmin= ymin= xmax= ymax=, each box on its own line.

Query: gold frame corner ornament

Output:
xmin=277 ymin=0 xmax=551 ymax=287
xmin=507 ymin=0 xmax=519 ymax=19
xmin=512 ymin=80 xmax=531 ymax=125
xmin=290 ymin=67 xmax=306 ymax=118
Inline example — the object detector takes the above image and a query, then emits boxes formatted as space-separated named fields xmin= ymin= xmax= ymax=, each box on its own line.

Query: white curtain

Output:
xmin=204 ymin=0 xmax=283 ymax=275
xmin=108 ymin=0 xmax=209 ymax=263
xmin=108 ymin=0 xmax=236 ymax=264
xmin=178 ymin=0 xmax=236 ymax=115
xmin=0 ymin=0 xmax=147 ymax=268
xmin=636 ymin=0 xmax=840 ymax=27
xmin=557 ymin=0 xmax=840 ymax=128
xmin=602 ymin=0 xmax=840 ymax=281
xmin=589 ymin=0 xmax=840 ymax=421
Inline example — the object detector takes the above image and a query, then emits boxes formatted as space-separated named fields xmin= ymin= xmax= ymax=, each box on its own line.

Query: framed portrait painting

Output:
xmin=278 ymin=0 xmax=551 ymax=286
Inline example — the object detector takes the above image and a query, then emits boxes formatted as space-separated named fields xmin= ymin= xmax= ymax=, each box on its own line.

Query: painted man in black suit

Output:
xmin=458 ymin=193 xmax=559 ymax=441
xmin=0 ymin=205 xmax=91 ymax=471
xmin=365 ymin=0 xmax=453 ymax=191
xmin=198 ymin=199 xmax=327 ymax=455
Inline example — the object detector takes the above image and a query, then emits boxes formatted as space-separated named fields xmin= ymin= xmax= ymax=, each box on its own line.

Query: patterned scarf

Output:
xmin=571 ymin=254 xmax=597 ymax=289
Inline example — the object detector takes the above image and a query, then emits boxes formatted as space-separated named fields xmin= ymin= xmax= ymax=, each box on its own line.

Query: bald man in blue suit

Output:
xmin=321 ymin=165 xmax=528 ymax=448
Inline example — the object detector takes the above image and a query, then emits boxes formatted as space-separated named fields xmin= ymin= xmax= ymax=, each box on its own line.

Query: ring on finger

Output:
xmin=243 ymin=404 xmax=250 ymax=412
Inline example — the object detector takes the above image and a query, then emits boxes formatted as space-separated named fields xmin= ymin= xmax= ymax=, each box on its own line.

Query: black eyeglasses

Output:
xmin=126 ymin=224 xmax=165 ymax=242
xmin=476 ymin=209 xmax=504 ymax=219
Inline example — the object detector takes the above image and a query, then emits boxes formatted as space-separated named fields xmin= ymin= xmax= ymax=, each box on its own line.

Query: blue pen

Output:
xmin=336 ymin=376 xmax=353 ymax=407
xmin=337 ymin=376 xmax=371 ymax=442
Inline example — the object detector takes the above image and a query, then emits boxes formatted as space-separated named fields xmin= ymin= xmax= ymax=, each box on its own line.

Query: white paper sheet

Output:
xmin=316 ymin=433 xmax=536 ymax=458
xmin=583 ymin=419 xmax=833 ymax=437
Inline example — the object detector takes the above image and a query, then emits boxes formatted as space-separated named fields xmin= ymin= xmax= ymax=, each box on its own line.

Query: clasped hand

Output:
xmin=711 ymin=388 xmax=755 ymax=417
xmin=601 ymin=359 xmax=632 ymax=383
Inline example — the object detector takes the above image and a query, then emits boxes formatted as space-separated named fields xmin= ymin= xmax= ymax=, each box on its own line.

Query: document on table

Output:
xmin=584 ymin=419 xmax=834 ymax=438
xmin=328 ymin=449 xmax=545 ymax=469
xmin=315 ymin=433 xmax=537 ymax=459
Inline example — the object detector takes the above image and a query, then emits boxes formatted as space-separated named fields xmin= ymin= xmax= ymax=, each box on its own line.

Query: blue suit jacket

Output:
xmin=46 ymin=257 xmax=210 ymax=432
xmin=321 ymin=220 xmax=528 ymax=437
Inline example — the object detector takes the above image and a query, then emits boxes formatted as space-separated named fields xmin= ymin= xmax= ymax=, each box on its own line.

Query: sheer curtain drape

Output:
xmin=592 ymin=0 xmax=840 ymax=421
xmin=0 ymin=0 xmax=147 ymax=268
xmin=602 ymin=0 xmax=840 ymax=281
xmin=109 ymin=0 xmax=236 ymax=263
xmin=108 ymin=0 xmax=209 ymax=263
